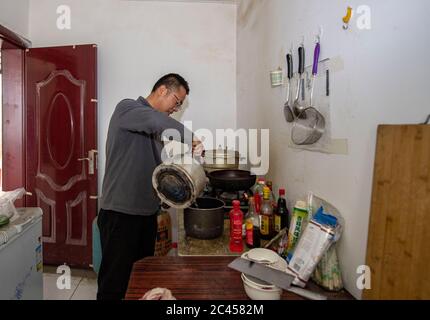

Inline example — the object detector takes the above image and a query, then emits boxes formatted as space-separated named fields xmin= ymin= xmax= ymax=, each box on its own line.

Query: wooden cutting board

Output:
xmin=364 ymin=125 xmax=430 ymax=300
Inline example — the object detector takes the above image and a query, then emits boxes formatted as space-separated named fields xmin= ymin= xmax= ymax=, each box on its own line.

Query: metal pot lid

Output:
xmin=205 ymin=148 xmax=239 ymax=159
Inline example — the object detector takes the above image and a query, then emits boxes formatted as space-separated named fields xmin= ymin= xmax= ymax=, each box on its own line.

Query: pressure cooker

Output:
xmin=202 ymin=146 xmax=241 ymax=172
xmin=152 ymin=154 xmax=208 ymax=209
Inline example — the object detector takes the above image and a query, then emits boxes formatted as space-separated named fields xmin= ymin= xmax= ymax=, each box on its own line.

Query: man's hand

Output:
xmin=192 ymin=139 xmax=205 ymax=157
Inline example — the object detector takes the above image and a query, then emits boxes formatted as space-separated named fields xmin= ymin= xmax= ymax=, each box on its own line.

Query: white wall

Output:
xmin=0 ymin=0 xmax=29 ymax=38
xmin=237 ymin=0 xmax=430 ymax=299
xmin=28 ymin=0 xmax=237 ymax=193
xmin=22 ymin=0 xmax=430 ymax=298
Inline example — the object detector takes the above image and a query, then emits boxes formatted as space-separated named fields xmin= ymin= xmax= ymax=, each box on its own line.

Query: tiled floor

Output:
xmin=43 ymin=266 xmax=98 ymax=300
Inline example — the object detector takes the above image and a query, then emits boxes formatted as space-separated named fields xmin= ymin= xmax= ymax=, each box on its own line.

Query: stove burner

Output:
xmin=220 ymin=192 xmax=240 ymax=201
xmin=203 ymin=184 xmax=253 ymax=212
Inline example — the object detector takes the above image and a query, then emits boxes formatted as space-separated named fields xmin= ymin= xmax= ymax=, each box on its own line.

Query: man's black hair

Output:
xmin=152 ymin=73 xmax=190 ymax=95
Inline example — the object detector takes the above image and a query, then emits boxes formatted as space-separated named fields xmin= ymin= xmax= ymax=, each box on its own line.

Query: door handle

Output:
xmin=77 ymin=150 xmax=98 ymax=175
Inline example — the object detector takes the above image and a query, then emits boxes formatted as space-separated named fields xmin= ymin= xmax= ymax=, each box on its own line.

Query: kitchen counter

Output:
xmin=177 ymin=209 xmax=248 ymax=256
xmin=125 ymin=256 xmax=355 ymax=300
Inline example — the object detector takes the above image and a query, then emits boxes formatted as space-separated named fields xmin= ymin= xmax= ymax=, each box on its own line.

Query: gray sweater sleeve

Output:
xmin=118 ymin=106 xmax=194 ymax=145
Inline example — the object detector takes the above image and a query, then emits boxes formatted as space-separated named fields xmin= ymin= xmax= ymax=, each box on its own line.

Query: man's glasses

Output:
xmin=172 ymin=93 xmax=183 ymax=109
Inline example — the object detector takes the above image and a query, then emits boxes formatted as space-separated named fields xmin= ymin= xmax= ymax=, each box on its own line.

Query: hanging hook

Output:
xmin=316 ymin=25 xmax=323 ymax=43
xmin=343 ymin=6 xmax=353 ymax=30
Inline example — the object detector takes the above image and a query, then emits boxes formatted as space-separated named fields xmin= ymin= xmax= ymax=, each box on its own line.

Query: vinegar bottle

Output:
xmin=266 ymin=181 xmax=277 ymax=210
xmin=252 ymin=178 xmax=266 ymax=198
xmin=260 ymin=186 xmax=274 ymax=240
xmin=246 ymin=197 xmax=261 ymax=249
xmin=229 ymin=200 xmax=244 ymax=253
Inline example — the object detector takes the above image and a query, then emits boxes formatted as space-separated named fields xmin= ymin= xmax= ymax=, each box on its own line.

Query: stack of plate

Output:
xmin=240 ymin=248 xmax=287 ymax=300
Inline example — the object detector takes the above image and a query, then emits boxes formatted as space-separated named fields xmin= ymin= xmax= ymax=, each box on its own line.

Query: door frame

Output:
xmin=1 ymin=24 xmax=31 ymax=206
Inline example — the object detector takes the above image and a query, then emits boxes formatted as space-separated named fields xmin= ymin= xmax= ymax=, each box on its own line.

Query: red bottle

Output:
xmin=229 ymin=200 xmax=244 ymax=253
xmin=254 ymin=193 xmax=261 ymax=214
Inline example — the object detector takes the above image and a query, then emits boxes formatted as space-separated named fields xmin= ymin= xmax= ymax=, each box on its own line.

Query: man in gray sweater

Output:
xmin=97 ymin=74 xmax=203 ymax=300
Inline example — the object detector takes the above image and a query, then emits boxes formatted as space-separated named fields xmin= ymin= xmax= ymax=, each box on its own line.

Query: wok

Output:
xmin=207 ymin=170 xmax=256 ymax=192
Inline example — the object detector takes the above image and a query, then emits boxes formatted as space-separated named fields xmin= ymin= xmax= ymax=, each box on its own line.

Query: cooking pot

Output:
xmin=184 ymin=197 xmax=225 ymax=239
xmin=203 ymin=147 xmax=241 ymax=172
xmin=152 ymin=154 xmax=208 ymax=209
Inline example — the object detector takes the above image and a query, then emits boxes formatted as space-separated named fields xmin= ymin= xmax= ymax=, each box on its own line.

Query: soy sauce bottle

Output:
xmin=245 ymin=197 xmax=261 ymax=249
xmin=275 ymin=188 xmax=289 ymax=232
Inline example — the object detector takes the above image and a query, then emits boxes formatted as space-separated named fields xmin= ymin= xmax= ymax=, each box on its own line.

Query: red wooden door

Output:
xmin=25 ymin=44 xmax=97 ymax=268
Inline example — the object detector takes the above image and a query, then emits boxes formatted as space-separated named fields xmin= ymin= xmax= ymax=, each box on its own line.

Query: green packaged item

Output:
xmin=285 ymin=201 xmax=308 ymax=261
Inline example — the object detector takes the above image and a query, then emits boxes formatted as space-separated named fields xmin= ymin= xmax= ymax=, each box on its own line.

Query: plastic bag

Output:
xmin=306 ymin=193 xmax=344 ymax=291
xmin=0 ymin=188 xmax=28 ymax=221
xmin=286 ymin=193 xmax=344 ymax=288
xmin=311 ymin=244 xmax=344 ymax=291
xmin=306 ymin=192 xmax=344 ymax=241
xmin=263 ymin=228 xmax=288 ymax=255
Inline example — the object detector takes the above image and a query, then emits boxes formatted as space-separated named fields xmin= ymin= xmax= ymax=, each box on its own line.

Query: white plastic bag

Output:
xmin=307 ymin=193 xmax=344 ymax=291
xmin=0 ymin=188 xmax=29 ymax=221
xmin=286 ymin=193 xmax=344 ymax=288
xmin=306 ymin=192 xmax=344 ymax=242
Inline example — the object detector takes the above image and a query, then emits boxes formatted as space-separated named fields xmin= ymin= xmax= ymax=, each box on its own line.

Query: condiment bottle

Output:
xmin=229 ymin=200 xmax=244 ymax=253
xmin=260 ymin=187 xmax=274 ymax=240
xmin=275 ymin=188 xmax=289 ymax=232
xmin=246 ymin=197 xmax=261 ymax=249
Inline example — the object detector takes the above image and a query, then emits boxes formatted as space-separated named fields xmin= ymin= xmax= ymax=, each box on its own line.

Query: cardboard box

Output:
xmin=154 ymin=211 xmax=172 ymax=256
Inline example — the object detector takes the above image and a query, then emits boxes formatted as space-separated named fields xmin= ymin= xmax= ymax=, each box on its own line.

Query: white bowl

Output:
xmin=243 ymin=248 xmax=280 ymax=265
xmin=241 ymin=248 xmax=288 ymax=272
xmin=242 ymin=273 xmax=277 ymax=289
xmin=241 ymin=273 xmax=282 ymax=300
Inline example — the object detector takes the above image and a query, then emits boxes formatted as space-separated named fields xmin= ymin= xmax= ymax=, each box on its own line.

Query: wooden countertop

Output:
xmin=177 ymin=210 xmax=275 ymax=257
xmin=125 ymin=256 xmax=355 ymax=300
xmin=178 ymin=209 xmax=245 ymax=256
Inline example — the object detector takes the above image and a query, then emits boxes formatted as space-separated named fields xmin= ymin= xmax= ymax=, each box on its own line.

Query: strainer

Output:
xmin=291 ymin=107 xmax=326 ymax=145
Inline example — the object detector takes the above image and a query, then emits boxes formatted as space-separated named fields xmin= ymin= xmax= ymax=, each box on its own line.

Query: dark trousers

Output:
xmin=97 ymin=208 xmax=158 ymax=300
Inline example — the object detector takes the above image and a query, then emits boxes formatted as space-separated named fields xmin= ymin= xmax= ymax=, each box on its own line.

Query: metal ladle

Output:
xmin=293 ymin=45 xmax=305 ymax=118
